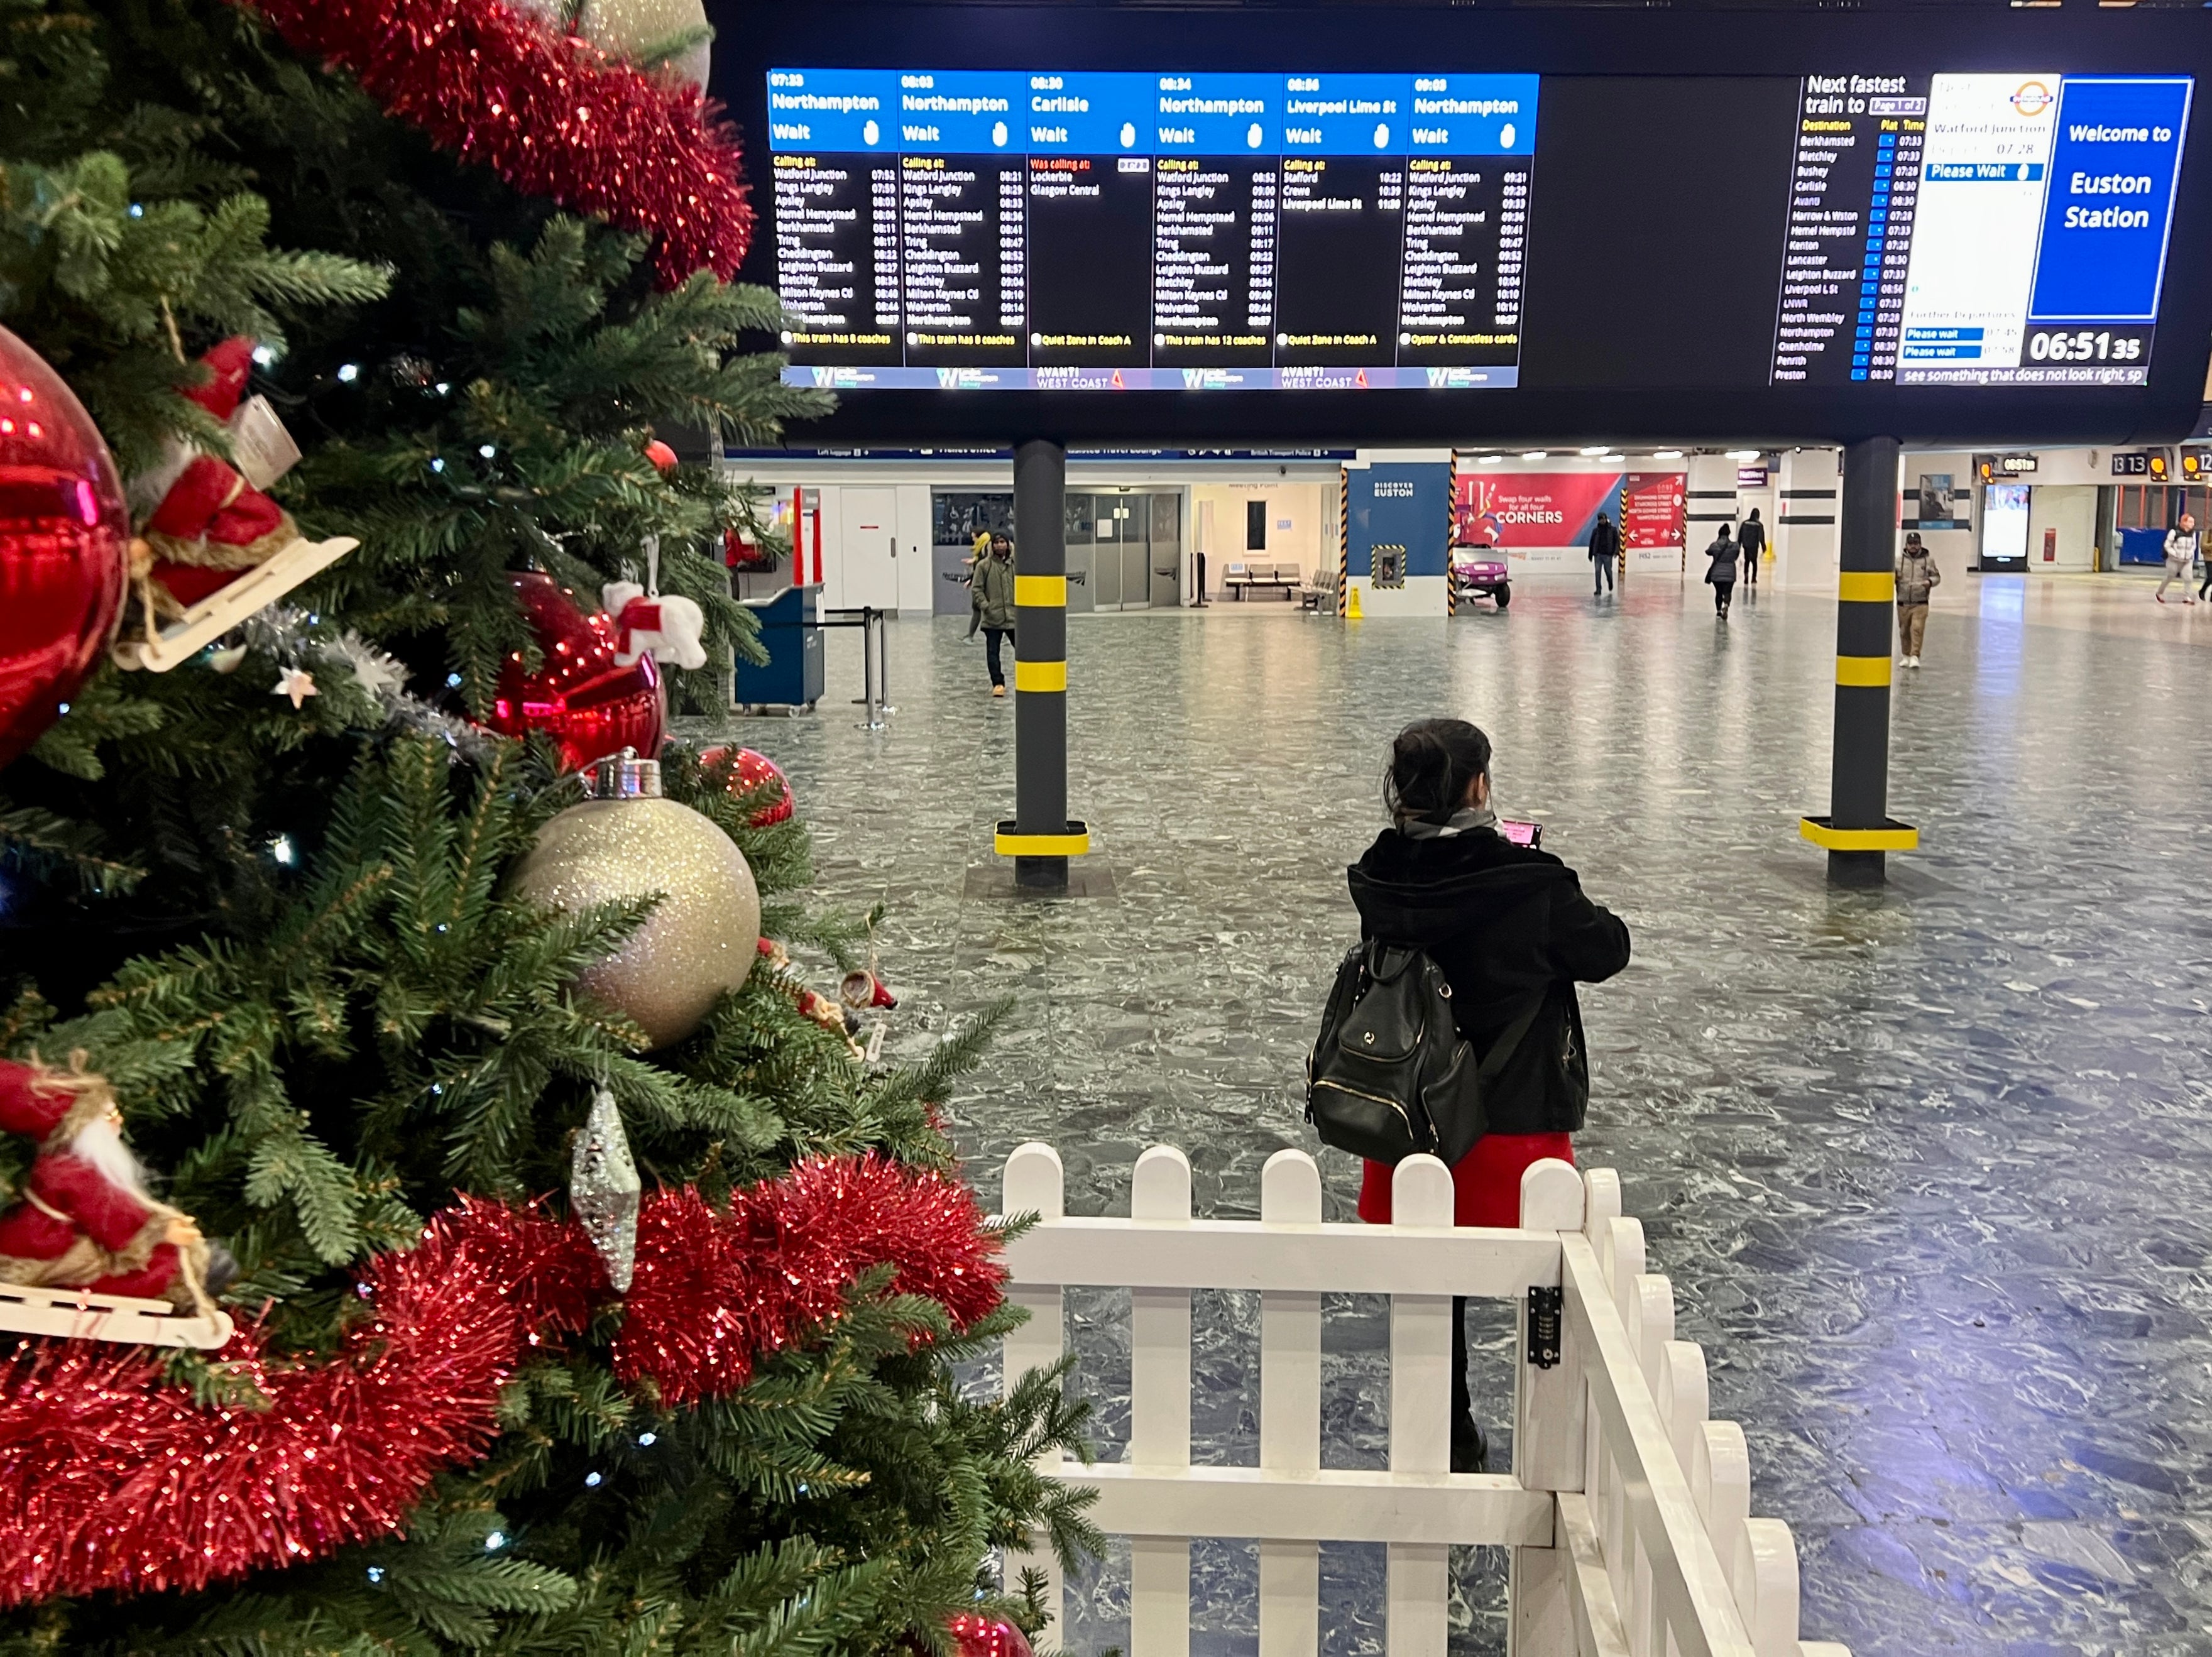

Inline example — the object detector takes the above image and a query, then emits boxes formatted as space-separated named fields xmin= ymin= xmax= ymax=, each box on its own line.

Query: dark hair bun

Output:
xmin=1385 ymin=718 xmax=1492 ymax=824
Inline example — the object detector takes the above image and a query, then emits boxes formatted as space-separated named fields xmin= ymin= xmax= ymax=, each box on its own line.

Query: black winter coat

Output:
xmin=1347 ymin=828 xmax=1631 ymax=1136
xmin=1589 ymin=517 xmax=1621 ymax=564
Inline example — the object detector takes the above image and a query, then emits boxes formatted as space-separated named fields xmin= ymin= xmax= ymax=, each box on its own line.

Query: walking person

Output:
xmin=1588 ymin=509 xmax=1619 ymax=598
xmin=2156 ymin=512 xmax=2199 ymax=605
xmin=1737 ymin=508 xmax=1765 ymax=587
xmin=1703 ymin=523 xmax=1740 ymax=617
xmin=1895 ymin=531 xmax=1939 ymax=666
xmin=966 ymin=529 xmax=990 ymax=638
xmin=975 ymin=532 xmax=1016 ymax=696
xmin=1345 ymin=719 xmax=1631 ymax=1472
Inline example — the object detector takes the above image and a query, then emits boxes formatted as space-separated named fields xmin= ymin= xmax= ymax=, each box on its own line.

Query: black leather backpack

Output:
xmin=1305 ymin=939 xmax=1538 ymax=1168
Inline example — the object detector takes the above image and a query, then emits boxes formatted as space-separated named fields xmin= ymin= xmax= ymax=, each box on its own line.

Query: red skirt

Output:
xmin=1357 ymin=1132 xmax=1575 ymax=1228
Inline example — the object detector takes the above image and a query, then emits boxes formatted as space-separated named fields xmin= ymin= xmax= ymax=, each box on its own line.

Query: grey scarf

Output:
xmin=1398 ymin=804 xmax=1500 ymax=839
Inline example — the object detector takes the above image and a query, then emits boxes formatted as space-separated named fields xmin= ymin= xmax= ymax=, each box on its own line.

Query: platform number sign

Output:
xmin=2110 ymin=450 xmax=2168 ymax=478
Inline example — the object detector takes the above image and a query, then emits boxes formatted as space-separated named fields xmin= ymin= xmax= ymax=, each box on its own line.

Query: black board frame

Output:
xmin=713 ymin=4 xmax=2212 ymax=448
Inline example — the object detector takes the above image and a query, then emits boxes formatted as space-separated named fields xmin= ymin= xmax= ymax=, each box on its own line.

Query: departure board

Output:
xmin=767 ymin=70 xmax=1536 ymax=390
xmin=1770 ymin=73 xmax=2191 ymax=386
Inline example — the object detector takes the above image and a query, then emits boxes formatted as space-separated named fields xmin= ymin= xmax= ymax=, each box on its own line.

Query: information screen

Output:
xmin=740 ymin=18 xmax=2212 ymax=435
xmin=1771 ymin=73 xmax=2191 ymax=386
xmin=767 ymin=69 xmax=1537 ymax=389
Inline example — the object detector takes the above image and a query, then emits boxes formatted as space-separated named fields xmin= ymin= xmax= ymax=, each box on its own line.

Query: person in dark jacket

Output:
xmin=1347 ymin=718 xmax=1632 ymax=1470
xmin=1736 ymin=508 xmax=1765 ymax=586
xmin=1588 ymin=510 xmax=1620 ymax=598
xmin=1703 ymin=527 xmax=1740 ymax=618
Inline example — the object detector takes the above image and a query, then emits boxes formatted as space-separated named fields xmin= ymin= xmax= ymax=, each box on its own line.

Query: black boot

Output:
xmin=1448 ymin=1294 xmax=1486 ymax=1472
xmin=1451 ymin=1414 xmax=1489 ymax=1474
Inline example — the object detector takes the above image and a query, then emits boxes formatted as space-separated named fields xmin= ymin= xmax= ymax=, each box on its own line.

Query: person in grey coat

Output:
xmin=1702 ymin=528 xmax=1740 ymax=618
xmin=974 ymin=533 xmax=1017 ymax=696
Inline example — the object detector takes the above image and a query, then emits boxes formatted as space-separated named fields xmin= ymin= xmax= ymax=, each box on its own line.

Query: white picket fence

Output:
xmin=996 ymin=1142 xmax=1849 ymax=1657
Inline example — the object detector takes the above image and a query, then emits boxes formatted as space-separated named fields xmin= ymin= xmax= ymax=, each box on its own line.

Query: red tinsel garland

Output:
xmin=0 ymin=1158 xmax=1002 ymax=1604
xmin=239 ymin=0 xmax=752 ymax=287
xmin=615 ymin=1153 xmax=1007 ymax=1406
xmin=0 ymin=1200 xmax=601 ymax=1605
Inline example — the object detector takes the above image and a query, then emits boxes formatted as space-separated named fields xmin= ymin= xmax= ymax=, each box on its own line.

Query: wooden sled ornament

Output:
xmin=0 ymin=1279 xmax=234 ymax=1348
xmin=117 ymin=535 xmax=359 ymax=673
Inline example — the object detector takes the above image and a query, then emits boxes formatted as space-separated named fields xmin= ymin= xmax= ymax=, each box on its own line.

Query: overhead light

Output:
xmin=1478 ymin=454 xmax=1506 ymax=464
xmin=1653 ymin=449 xmax=1685 ymax=460
xmin=1521 ymin=451 xmax=1548 ymax=461
xmin=1726 ymin=449 xmax=1760 ymax=462
xmin=1579 ymin=446 xmax=1607 ymax=456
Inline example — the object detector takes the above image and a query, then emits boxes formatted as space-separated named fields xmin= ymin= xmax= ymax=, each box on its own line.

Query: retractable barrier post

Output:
xmin=855 ymin=606 xmax=885 ymax=731
xmin=875 ymin=610 xmax=895 ymax=716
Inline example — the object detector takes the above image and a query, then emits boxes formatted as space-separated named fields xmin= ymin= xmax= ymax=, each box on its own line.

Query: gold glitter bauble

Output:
xmin=574 ymin=0 xmax=712 ymax=90
xmin=513 ymin=796 xmax=758 ymax=1048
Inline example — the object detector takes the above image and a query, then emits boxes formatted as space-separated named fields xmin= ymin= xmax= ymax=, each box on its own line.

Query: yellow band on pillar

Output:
xmin=1838 ymin=571 xmax=1892 ymax=604
xmin=995 ymin=821 xmax=1091 ymax=856
xmin=1800 ymin=817 xmax=1919 ymax=852
xmin=1836 ymin=654 xmax=1892 ymax=687
xmin=1014 ymin=659 xmax=1066 ymax=692
xmin=1015 ymin=575 xmax=1067 ymax=607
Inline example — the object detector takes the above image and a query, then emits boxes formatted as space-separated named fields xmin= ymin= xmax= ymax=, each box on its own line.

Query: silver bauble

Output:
xmin=513 ymin=762 xmax=759 ymax=1048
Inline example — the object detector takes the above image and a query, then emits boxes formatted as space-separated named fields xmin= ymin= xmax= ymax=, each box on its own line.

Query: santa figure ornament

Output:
xmin=0 ymin=1056 xmax=232 ymax=1319
xmin=114 ymin=338 xmax=356 ymax=670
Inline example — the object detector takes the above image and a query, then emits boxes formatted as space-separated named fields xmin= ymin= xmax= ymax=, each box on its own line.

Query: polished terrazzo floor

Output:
xmin=681 ymin=571 xmax=2212 ymax=1657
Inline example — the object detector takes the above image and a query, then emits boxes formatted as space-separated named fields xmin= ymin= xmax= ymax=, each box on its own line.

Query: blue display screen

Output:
xmin=765 ymin=69 xmax=1538 ymax=390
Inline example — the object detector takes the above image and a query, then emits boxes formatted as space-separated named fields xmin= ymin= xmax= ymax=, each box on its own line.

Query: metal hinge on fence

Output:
xmin=1526 ymin=1286 xmax=1563 ymax=1369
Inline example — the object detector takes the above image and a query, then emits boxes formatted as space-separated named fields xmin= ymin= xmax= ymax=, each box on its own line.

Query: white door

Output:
xmin=894 ymin=484 xmax=934 ymax=613
xmin=837 ymin=486 xmax=901 ymax=610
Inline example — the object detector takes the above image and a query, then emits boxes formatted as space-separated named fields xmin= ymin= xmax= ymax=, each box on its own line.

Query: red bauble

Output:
xmin=946 ymin=1613 xmax=1034 ymax=1657
xmin=644 ymin=439 xmax=679 ymax=473
xmin=698 ymin=744 xmax=796 ymax=826
xmin=486 ymin=571 xmax=666 ymax=772
xmin=0 ymin=326 xmax=129 ymax=770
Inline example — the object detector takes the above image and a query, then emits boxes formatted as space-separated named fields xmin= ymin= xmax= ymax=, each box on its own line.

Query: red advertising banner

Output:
xmin=1621 ymin=472 xmax=1685 ymax=549
xmin=1454 ymin=472 xmax=1626 ymax=549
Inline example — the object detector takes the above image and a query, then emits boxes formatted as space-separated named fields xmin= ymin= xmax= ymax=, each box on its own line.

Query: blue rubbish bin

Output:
xmin=733 ymin=583 xmax=824 ymax=711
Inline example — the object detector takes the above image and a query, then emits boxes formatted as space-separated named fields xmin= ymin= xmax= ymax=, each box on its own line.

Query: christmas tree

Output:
xmin=0 ymin=0 xmax=1094 ymax=1647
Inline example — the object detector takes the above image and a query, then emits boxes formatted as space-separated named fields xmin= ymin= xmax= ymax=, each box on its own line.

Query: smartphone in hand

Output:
xmin=1500 ymin=818 xmax=1543 ymax=849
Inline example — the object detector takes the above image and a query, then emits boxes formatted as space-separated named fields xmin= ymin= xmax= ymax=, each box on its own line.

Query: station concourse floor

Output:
xmin=682 ymin=569 xmax=2212 ymax=1657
